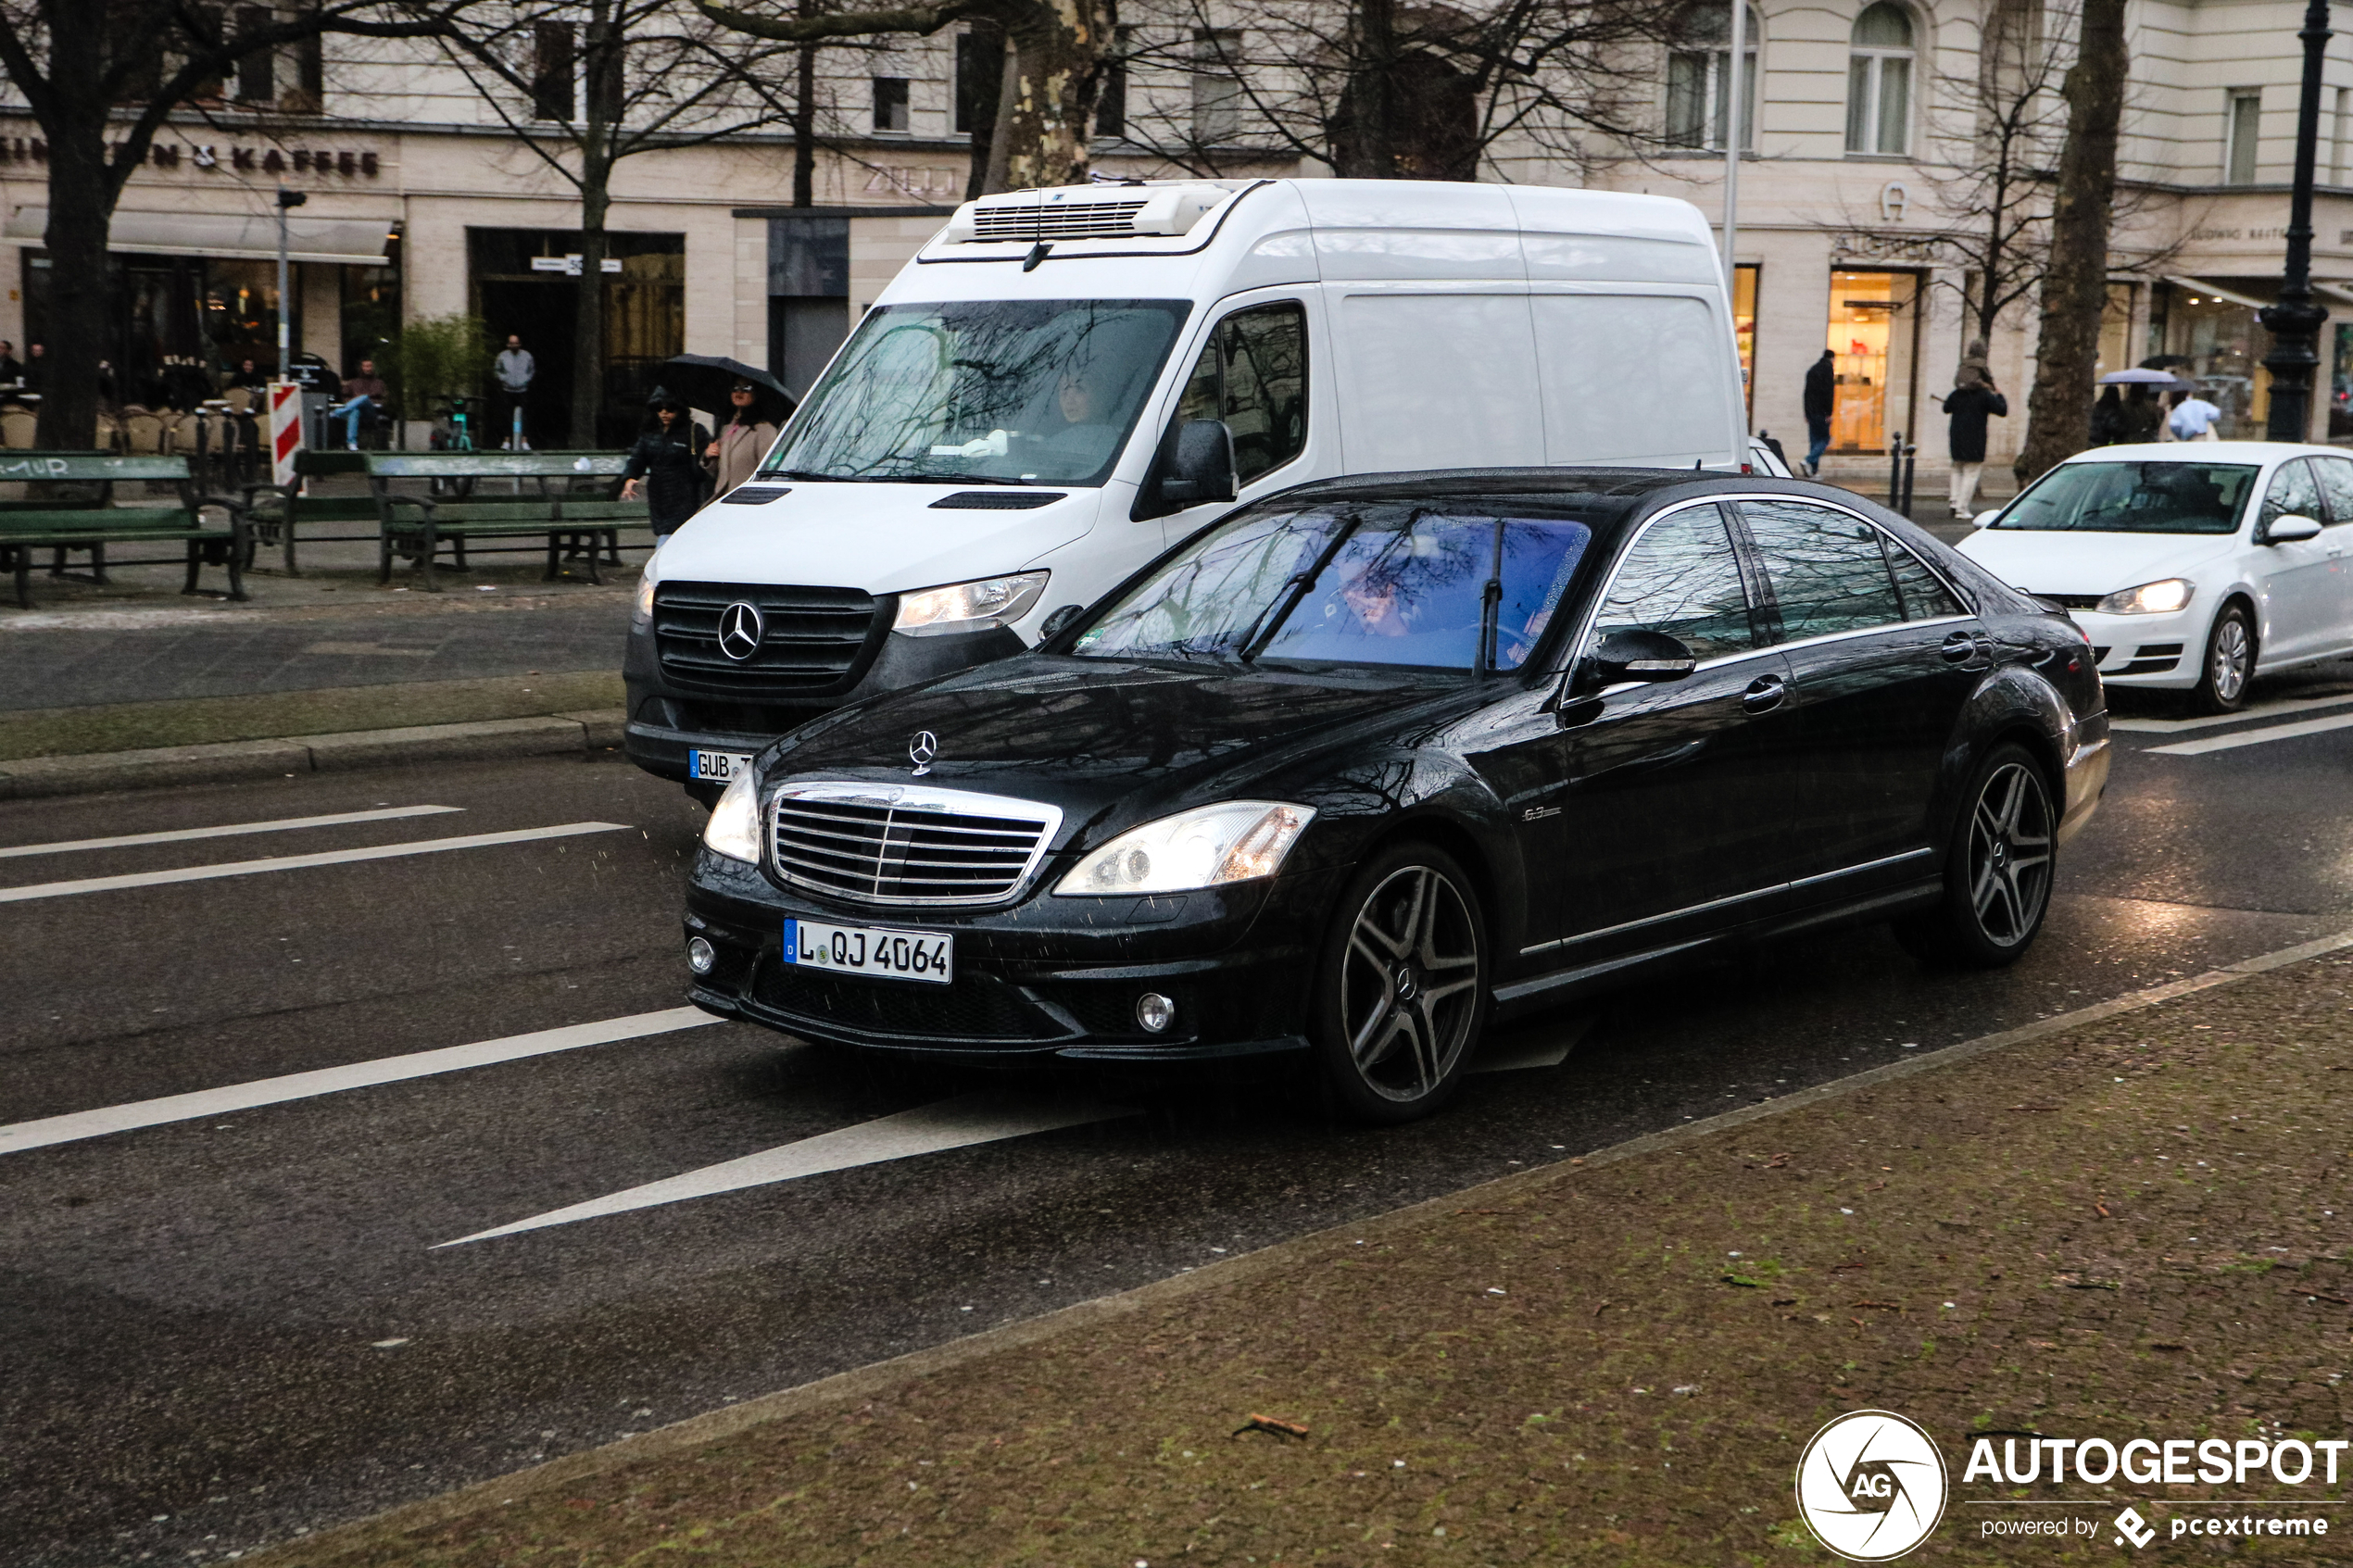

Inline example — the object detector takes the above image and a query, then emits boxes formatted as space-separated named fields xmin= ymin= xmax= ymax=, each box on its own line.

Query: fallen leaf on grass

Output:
xmin=1851 ymin=1300 xmax=1905 ymax=1312
xmin=2095 ymin=1203 xmax=2111 ymax=1219
xmin=1234 ymin=1414 xmax=1310 ymax=1441
xmin=1592 ymin=1299 xmax=1614 ymax=1318
xmin=2288 ymin=1289 xmax=2353 ymax=1307
xmin=1770 ymin=1297 xmax=1798 ymax=1306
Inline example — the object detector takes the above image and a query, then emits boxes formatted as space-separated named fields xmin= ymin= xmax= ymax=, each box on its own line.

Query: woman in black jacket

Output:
xmin=620 ymin=387 xmax=711 ymax=542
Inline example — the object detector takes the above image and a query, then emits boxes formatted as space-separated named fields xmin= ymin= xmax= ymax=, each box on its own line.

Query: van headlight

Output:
xmin=701 ymin=770 xmax=762 ymax=863
xmin=634 ymin=572 xmax=656 ymax=623
xmin=1053 ymin=802 xmax=1315 ymax=896
xmin=2095 ymin=578 xmax=2194 ymax=615
xmin=894 ymin=571 xmax=1049 ymax=636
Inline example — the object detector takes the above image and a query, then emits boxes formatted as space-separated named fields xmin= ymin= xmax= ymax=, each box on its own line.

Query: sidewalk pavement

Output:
xmin=265 ymin=935 xmax=2353 ymax=1567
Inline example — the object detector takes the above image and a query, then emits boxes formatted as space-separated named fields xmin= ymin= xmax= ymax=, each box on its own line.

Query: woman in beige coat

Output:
xmin=704 ymin=381 xmax=780 ymax=495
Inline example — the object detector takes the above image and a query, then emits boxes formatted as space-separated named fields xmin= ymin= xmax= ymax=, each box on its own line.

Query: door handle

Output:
xmin=1940 ymin=630 xmax=1979 ymax=664
xmin=1741 ymin=673 xmax=1786 ymax=712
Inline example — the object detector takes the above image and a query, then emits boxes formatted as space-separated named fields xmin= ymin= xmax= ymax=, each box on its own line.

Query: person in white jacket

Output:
xmin=493 ymin=335 xmax=536 ymax=447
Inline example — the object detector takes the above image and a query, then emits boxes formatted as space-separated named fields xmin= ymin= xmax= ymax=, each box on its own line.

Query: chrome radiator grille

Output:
xmin=770 ymin=784 xmax=1062 ymax=906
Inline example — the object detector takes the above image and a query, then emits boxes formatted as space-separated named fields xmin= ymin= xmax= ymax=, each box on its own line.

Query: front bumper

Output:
xmin=2070 ymin=608 xmax=2202 ymax=689
xmin=623 ymin=617 xmax=1027 ymax=784
xmin=681 ymin=847 xmax=1331 ymax=1065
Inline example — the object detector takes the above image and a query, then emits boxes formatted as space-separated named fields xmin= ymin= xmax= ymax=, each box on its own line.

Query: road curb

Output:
xmin=263 ymin=920 xmax=2353 ymax=1564
xmin=0 ymin=710 xmax=631 ymax=801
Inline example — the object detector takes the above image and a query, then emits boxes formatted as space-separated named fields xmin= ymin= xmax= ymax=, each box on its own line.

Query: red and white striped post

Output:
xmin=268 ymin=380 xmax=303 ymax=490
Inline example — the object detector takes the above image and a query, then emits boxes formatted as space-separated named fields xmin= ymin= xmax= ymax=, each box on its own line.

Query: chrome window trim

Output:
xmin=1517 ymin=847 xmax=1935 ymax=957
xmin=769 ymin=780 xmax=1064 ymax=908
xmin=1565 ymin=495 xmax=1761 ymax=671
xmin=1763 ymin=610 xmax=1975 ymax=659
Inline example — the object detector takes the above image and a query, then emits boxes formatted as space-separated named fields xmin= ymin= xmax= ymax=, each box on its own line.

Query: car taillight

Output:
xmin=1740 ymin=462 xmax=1755 ymax=474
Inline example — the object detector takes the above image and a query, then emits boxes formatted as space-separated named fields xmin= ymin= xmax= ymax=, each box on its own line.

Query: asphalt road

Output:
xmin=6 ymin=670 xmax=2353 ymax=1566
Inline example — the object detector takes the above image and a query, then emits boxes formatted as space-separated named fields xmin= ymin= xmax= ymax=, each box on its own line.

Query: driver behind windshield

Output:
xmin=1039 ymin=369 xmax=1121 ymax=472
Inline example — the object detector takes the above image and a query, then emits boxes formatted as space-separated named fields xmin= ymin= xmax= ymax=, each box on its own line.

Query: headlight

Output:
xmin=701 ymin=770 xmax=761 ymax=862
xmin=634 ymin=573 xmax=656 ymax=623
xmin=893 ymin=571 xmax=1049 ymax=636
xmin=1053 ymin=802 xmax=1315 ymax=897
xmin=2095 ymin=578 xmax=2195 ymax=615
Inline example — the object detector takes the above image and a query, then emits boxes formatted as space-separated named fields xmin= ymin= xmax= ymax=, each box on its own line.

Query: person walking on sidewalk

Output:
xmin=494 ymin=334 xmax=535 ymax=448
xmin=1944 ymin=366 xmax=2007 ymax=518
xmin=620 ymin=388 xmax=711 ymax=545
xmin=703 ymin=381 xmax=779 ymax=496
xmin=2119 ymin=383 xmax=2165 ymax=444
xmin=1803 ymin=349 xmax=1836 ymax=475
xmin=2170 ymin=387 xmax=2223 ymax=442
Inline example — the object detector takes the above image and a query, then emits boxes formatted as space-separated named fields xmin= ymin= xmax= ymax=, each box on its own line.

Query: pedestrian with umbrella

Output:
xmin=620 ymin=387 xmax=711 ymax=546
xmin=2097 ymin=368 xmax=2183 ymax=446
xmin=659 ymin=355 xmax=793 ymax=488
xmin=705 ymin=380 xmax=783 ymax=495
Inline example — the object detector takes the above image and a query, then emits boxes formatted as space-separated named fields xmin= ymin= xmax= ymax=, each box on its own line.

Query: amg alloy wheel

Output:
xmin=1313 ymin=846 xmax=1488 ymax=1123
xmin=1894 ymin=743 xmax=2055 ymax=968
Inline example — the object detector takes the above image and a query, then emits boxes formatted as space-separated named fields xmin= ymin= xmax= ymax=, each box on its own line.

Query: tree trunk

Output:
xmin=792 ymin=41 xmax=818 ymax=206
xmin=573 ymin=177 xmax=610 ymax=449
xmin=1328 ymin=0 xmax=1399 ymax=178
xmin=990 ymin=0 xmax=1105 ymax=190
xmin=2014 ymin=0 xmax=2127 ymax=486
xmin=964 ymin=17 xmax=1004 ymax=198
xmin=32 ymin=16 xmax=117 ymax=452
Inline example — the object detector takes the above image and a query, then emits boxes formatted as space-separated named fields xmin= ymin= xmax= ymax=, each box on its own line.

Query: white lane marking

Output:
xmin=0 ymin=821 xmax=630 ymax=903
xmin=2147 ymin=711 xmax=2353 ymax=756
xmin=2111 ymin=690 xmax=2353 ymax=734
xmin=0 ymin=805 xmax=464 ymax=860
xmin=434 ymin=1092 xmax=1132 ymax=1248
xmin=0 ymin=1008 xmax=721 ymax=1157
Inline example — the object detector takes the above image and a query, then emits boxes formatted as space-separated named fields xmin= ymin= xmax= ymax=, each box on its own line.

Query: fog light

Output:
xmin=686 ymin=936 xmax=716 ymax=974
xmin=1136 ymin=992 xmax=1176 ymax=1034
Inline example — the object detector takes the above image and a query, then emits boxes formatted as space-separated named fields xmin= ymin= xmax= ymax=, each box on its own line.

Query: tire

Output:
xmin=2190 ymin=601 xmax=2256 ymax=715
xmin=1310 ymin=843 xmax=1490 ymax=1124
xmin=1894 ymin=743 xmax=2057 ymax=968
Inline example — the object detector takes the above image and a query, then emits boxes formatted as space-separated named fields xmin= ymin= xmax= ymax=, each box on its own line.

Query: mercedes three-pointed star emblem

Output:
xmin=909 ymin=730 xmax=938 ymax=776
xmin=716 ymin=601 xmax=764 ymax=661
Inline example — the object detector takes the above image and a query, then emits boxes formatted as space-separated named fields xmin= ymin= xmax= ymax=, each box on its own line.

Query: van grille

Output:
xmin=770 ymin=784 xmax=1062 ymax=906
xmin=653 ymin=580 xmax=886 ymax=698
xmin=969 ymin=199 xmax=1148 ymax=241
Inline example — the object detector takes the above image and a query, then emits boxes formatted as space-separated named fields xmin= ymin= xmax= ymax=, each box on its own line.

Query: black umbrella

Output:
xmin=661 ymin=355 xmax=796 ymax=427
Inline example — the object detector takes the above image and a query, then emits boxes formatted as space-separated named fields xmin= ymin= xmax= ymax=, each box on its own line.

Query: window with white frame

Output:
xmin=1667 ymin=1 xmax=1759 ymax=151
xmin=1846 ymin=3 xmax=1914 ymax=156
xmin=1192 ymin=29 xmax=1242 ymax=145
xmin=2226 ymin=90 xmax=2261 ymax=184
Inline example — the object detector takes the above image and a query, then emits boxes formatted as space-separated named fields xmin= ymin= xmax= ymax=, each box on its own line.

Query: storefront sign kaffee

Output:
xmin=0 ymin=135 xmax=380 ymax=178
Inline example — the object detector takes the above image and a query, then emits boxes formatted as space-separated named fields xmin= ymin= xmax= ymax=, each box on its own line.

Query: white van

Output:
xmin=627 ymin=177 xmax=1748 ymax=795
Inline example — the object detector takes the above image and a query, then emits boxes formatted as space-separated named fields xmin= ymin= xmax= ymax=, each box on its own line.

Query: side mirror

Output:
xmin=1157 ymin=419 xmax=1238 ymax=507
xmin=1971 ymin=508 xmax=2004 ymax=529
xmin=2265 ymin=512 xmax=2323 ymax=544
xmin=1592 ymin=629 xmax=1698 ymax=684
xmin=1037 ymin=603 xmax=1084 ymax=643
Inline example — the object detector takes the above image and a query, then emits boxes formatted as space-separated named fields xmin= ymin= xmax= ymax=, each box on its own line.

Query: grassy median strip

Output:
xmin=271 ymin=957 xmax=2353 ymax=1566
xmin=0 ymin=672 xmax=623 ymax=761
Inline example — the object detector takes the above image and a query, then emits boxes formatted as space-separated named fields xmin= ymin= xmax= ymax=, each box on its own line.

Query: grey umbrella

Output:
xmin=2099 ymin=368 xmax=2195 ymax=387
xmin=661 ymin=356 xmax=796 ymax=426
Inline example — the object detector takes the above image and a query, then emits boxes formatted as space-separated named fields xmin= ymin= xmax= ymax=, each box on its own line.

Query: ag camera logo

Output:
xmin=1795 ymin=1410 xmax=1949 ymax=1561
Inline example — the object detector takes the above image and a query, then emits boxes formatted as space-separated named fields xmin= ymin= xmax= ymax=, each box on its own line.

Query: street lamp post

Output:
xmin=2259 ymin=0 xmax=2333 ymax=442
xmin=275 ymin=185 xmax=307 ymax=377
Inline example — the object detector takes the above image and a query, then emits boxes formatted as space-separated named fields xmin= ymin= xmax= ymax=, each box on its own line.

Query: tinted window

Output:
xmin=2260 ymin=458 xmax=2324 ymax=531
xmin=1994 ymin=459 xmax=2256 ymax=534
xmin=1176 ymin=302 xmax=1307 ymax=485
xmin=1590 ymin=505 xmax=1758 ymax=661
xmin=1886 ymin=540 xmax=1965 ymax=620
xmin=1076 ymin=504 xmax=1593 ymax=672
xmin=2312 ymin=455 xmax=2353 ymax=524
xmin=1741 ymin=499 xmax=1905 ymax=641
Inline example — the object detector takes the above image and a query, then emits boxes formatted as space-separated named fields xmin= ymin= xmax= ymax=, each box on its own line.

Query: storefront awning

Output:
xmin=2162 ymin=275 xmax=2272 ymax=311
xmin=4 ymin=207 xmax=392 ymax=265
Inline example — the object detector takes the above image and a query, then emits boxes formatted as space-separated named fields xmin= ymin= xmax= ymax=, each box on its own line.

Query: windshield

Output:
xmin=762 ymin=298 xmax=1190 ymax=485
xmin=1994 ymin=460 xmax=2258 ymax=534
xmin=1073 ymin=503 xmax=1595 ymax=673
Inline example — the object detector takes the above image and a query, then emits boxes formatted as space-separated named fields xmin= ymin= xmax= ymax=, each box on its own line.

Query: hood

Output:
xmin=651 ymin=483 xmax=1098 ymax=594
xmin=1955 ymin=527 xmax=2242 ymax=597
xmin=761 ymin=655 xmax=1484 ymax=832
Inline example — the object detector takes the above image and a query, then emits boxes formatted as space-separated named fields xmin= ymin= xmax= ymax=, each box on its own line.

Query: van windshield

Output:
xmin=762 ymin=298 xmax=1191 ymax=485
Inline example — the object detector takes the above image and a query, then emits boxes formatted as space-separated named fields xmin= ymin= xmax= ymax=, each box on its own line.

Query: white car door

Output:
xmin=2252 ymin=458 xmax=2336 ymax=663
xmin=2303 ymin=454 xmax=2353 ymax=654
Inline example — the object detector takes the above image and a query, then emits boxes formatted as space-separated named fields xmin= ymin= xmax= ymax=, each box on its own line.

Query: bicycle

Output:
xmin=428 ymin=395 xmax=476 ymax=496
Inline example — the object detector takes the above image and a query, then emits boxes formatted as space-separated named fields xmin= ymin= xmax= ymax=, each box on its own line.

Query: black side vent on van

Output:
xmin=722 ymin=486 xmax=791 ymax=505
xmin=929 ymin=492 xmax=1067 ymax=510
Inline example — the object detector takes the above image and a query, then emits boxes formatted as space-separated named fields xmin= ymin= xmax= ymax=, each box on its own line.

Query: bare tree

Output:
xmin=0 ymin=0 xmax=471 ymax=447
xmin=419 ymin=0 xmax=806 ymax=445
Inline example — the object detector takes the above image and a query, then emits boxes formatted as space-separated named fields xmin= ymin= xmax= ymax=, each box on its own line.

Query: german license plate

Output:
xmin=784 ymin=919 xmax=954 ymax=985
xmin=688 ymin=747 xmax=753 ymax=784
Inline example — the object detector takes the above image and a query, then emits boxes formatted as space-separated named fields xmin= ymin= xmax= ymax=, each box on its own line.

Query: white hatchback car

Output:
xmin=1958 ymin=441 xmax=2353 ymax=711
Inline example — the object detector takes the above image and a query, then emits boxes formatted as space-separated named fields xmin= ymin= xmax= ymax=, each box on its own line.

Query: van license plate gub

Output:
xmin=689 ymin=748 xmax=753 ymax=783
xmin=784 ymin=919 xmax=954 ymax=985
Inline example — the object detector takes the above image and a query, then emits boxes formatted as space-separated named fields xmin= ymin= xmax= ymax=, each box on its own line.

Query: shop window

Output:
xmin=531 ymin=22 xmax=574 ymax=121
xmin=1846 ymin=3 xmax=1913 ymax=156
xmin=1192 ymin=29 xmax=1242 ymax=145
xmin=1733 ymin=262 xmax=1759 ymax=416
xmin=873 ymin=76 xmax=911 ymax=133
xmin=1825 ymin=269 xmax=1922 ymax=454
xmin=233 ymin=7 xmax=273 ymax=104
xmin=2226 ymin=90 xmax=2261 ymax=184
xmin=1667 ymin=2 xmax=1759 ymax=152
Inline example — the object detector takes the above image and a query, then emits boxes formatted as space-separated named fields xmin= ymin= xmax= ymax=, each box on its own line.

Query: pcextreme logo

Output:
xmin=1795 ymin=1410 xmax=1950 ymax=1561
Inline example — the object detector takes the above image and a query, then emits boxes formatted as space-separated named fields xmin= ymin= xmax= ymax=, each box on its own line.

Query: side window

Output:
xmin=1175 ymin=302 xmax=1308 ymax=486
xmin=2308 ymin=456 xmax=2353 ymax=524
xmin=1884 ymin=538 xmax=1966 ymax=621
xmin=1739 ymin=499 xmax=1905 ymax=641
xmin=2259 ymin=458 xmax=2322 ymax=530
xmin=1590 ymin=505 xmax=1760 ymax=662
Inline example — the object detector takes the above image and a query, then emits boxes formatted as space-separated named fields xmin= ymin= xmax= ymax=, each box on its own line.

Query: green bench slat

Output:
xmin=0 ymin=452 xmax=192 ymax=483
xmin=364 ymin=451 xmax=630 ymax=479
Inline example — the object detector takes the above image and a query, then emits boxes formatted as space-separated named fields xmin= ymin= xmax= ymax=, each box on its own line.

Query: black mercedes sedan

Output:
xmin=682 ymin=469 xmax=2109 ymax=1123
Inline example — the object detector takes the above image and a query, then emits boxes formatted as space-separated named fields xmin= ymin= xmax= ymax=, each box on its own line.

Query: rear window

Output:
xmin=1993 ymin=460 xmax=2257 ymax=535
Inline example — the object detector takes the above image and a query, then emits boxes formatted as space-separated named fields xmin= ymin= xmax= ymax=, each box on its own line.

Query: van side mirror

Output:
xmin=2264 ymin=512 xmax=2323 ymax=544
xmin=1156 ymin=420 xmax=1238 ymax=508
xmin=1592 ymin=629 xmax=1698 ymax=684
xmin=1037 ymin=604 xmax=1084 ymax=643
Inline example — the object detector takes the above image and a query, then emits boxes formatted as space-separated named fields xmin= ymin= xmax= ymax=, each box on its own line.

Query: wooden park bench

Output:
xmin=231 ymin=450 xmax=373 ymax=575
xmin=0 ymin=452 xmax=245 ymax=608
xmin=364 ymin=451 xmax=647 ymax=591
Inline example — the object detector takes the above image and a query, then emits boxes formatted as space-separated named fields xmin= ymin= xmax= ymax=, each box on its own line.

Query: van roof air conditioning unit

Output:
xmin=945 ymin=183 xmax=1229 ymax=244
